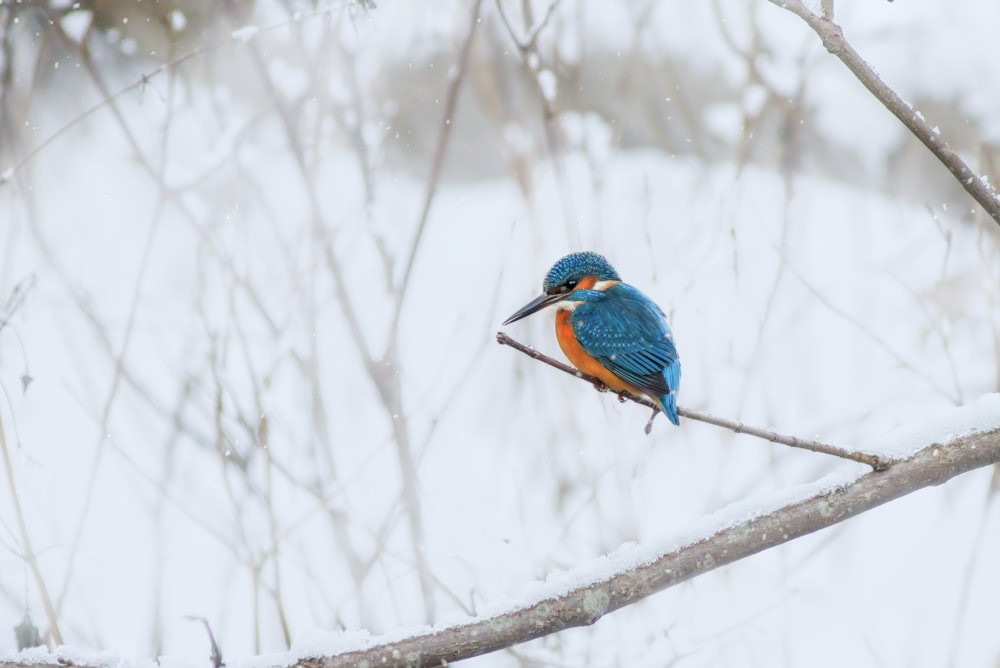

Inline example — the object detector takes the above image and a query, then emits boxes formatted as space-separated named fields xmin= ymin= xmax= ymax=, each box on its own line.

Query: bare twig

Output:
xmin=220 ymin=0 xmax=473 ymax=623
xmin=496 ymin=332 xmax=891 ymax=470
xmin=391 ymin=0 xmax=484 ymax=330
xmin=0 ymin=409 xmax=63 ymax=643
xmin=767 ymin=0 xmax=1000 ymax=226
xmin=494 ymin=0 xmax=578 ymax=244
xmin=0 ymin=275 xmax=35 ymax=331
xmin=52 ymin=57 xmax=173 ymax=628
xmin=185 ymin=616 xmax=224 ymax=668
xmin=947 ymin=464 xmax=1000 ymax=667
xmin=381 ymin=2 xmax=484 ymax=621
xmin=790 ymin=266 xmax=960 ymax=404
xmin=0 ymin=8 xmax=347 ymax=188
xmin=494 ymin=0 xmax=564 ymax=51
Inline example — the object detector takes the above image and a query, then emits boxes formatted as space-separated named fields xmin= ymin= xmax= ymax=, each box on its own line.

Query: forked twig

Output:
xmin=497 ymin=332 xmax=892 ymax=470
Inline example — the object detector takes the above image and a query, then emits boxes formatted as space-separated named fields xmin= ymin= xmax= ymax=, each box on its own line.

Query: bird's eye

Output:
xmin=565 ymin=280 xmax=578 ymax=291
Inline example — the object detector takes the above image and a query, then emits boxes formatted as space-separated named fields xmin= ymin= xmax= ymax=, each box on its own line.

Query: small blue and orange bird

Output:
xmin=503 ymin=251 xmax=681 ymax=427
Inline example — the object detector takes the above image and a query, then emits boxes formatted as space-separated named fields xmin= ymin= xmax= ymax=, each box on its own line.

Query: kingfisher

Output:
xmin=503 ymin=251 xmax=681 ymax=428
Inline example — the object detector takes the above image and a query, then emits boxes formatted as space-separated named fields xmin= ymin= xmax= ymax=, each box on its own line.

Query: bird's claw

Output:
xmin=644 ymin=407 xmax=659 ymax=435
xmin=592 ymin=380 xmax=608 ymax=392
xmin=616 ymin=391 xmax=628 ymax=403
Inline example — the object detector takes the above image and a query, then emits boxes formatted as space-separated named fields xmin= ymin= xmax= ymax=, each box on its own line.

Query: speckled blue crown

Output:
xmin=543 ymin=251 xmax=620 ymax=291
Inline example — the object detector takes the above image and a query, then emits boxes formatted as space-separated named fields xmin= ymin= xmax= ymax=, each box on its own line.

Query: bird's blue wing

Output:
xmin=571 ymin=284 xmax=680 ymax=397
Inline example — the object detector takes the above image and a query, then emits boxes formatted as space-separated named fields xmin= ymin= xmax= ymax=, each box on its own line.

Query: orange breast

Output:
xmin=555 ymin=310 xmax=640 ymax=395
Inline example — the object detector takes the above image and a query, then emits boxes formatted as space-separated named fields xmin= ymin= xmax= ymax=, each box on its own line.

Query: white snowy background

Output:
xmin=1 ymin=0 xmax=999 ymax=666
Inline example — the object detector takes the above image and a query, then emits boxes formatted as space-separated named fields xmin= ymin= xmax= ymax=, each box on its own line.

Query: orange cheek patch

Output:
xmin=576 ymin=275 xmax=598 ymax=290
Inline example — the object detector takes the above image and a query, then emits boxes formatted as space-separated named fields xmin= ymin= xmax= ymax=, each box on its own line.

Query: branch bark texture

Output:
xmin=292 ymin=427 xmax=1000 ymax=667
xmin=769 ymin=0 xmax=1000 ymax=225
xmin=6 ymin=427 xmax=997 ymax=668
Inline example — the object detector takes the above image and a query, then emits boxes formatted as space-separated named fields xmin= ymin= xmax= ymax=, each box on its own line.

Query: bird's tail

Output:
xmin=660 ymin=392 xmax=679 ymax=426
xmin=660 ymin=361 xmax=681 ymax=426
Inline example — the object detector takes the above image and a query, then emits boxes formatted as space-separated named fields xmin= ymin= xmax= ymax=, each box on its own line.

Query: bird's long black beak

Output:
xmin=502 ymin=292 xmax=564 ymax=325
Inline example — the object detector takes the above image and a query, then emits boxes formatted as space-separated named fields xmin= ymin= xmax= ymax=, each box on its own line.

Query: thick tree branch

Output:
xmin=497 ymin=332 xmax=891 ymax=470
xmin=5 ymin=427 xmax=996 ymax=668
xmin=768 ymin=0 xmax=1000 ymax=225
xmin=301 ymin=428 xmax=999 ymax=667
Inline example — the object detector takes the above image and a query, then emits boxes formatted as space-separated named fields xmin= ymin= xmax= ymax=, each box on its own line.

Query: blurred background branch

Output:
xmin=768 ymin=0 xmax=1000 ymax=225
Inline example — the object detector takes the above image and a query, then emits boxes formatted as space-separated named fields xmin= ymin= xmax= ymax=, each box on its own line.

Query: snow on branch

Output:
xmin=767 ymin=0 xmax=1000 ymax=225
xmin=4 ymin=426 xmax=998 ymax=668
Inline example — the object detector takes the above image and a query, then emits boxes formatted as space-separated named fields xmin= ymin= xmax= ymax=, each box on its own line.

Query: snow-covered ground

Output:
xmin=1 ymin=1 xmax=999 ymax=666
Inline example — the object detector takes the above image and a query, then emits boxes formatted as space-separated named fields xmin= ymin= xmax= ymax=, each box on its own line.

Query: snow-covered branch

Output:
xmin=5 ymin=426 xmax=997 ymax=668
xmin=293 ymin=426 xmax=1000 ymax=667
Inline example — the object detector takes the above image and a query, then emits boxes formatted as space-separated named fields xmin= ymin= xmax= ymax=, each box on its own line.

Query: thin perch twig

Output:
xmin=496 ymin=332 xmax=892 ymax=470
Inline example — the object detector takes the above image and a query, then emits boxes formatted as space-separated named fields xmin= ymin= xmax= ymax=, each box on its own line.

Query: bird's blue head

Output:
xmin=542 ymin=251 xmax=620 ymax=293
xmin=503 ymin=252 xmax=621 ymax=325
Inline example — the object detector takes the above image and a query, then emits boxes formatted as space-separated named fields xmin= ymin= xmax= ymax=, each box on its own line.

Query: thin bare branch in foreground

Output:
xmin=766 ymin=0 xmax=1000 ymax=226
xmin=393 ymin=0 xmax=485 ymax=324
xmin=497 ymin=332 xmax=891 ymax=470
xmin=0 ymin=412 xmax=63 ymax=644
xmin=185 ymin=616 xmax=224 ymax=668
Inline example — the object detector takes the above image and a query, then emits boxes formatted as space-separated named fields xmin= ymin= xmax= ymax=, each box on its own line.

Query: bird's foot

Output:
xmin=592 ymin=380 xmax=608 ymax=392
xmin=616 ymin=391 xmax=628 ymax=404
xmin=644 ymin=408 xmax=659 ymax=435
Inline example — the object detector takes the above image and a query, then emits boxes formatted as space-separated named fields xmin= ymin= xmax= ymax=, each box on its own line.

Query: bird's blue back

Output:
xmin=569 ymin=283 xmax=681 ymax=424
